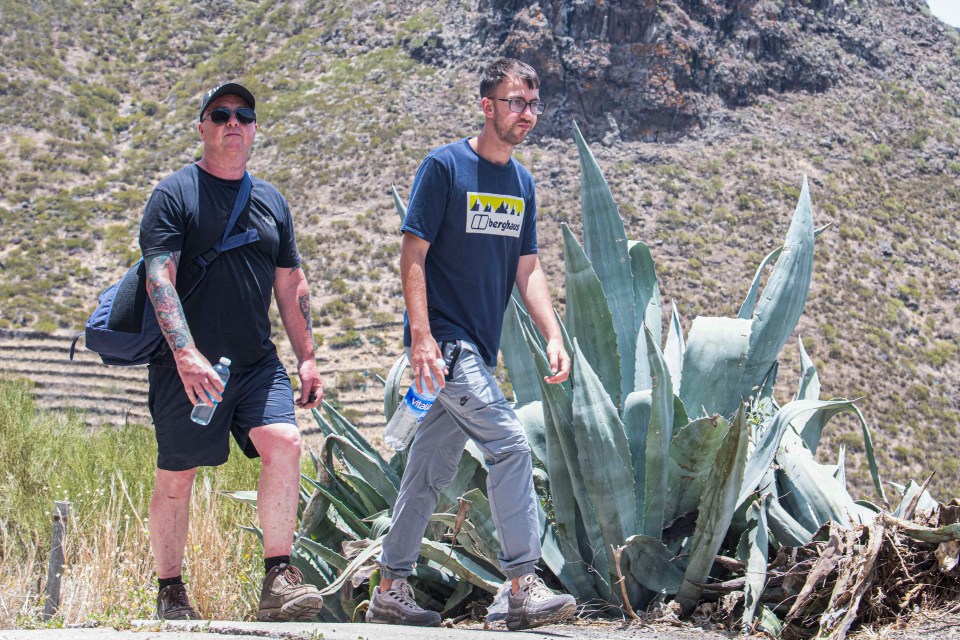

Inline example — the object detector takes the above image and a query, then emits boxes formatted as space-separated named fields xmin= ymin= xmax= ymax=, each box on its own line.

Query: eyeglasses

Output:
xmin=491 ymin=97 xmax=545 ymax=115
xmin=204 ymin=107 xmax=257 ymax=125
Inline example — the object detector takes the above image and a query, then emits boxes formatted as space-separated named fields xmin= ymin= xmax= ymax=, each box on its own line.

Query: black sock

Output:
xmin=158 ymin=575 xmax=183 ymax=592
xmin=265 ymin=555 xmax=290 ymax=573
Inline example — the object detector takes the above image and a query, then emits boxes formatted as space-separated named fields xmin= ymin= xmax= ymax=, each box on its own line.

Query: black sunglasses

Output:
xmin=204 ymin=107 xmax=257 ymax=125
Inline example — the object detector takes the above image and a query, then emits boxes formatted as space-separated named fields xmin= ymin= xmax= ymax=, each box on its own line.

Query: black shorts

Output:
xmin=147 ymin=354 xmax=297 ymax=471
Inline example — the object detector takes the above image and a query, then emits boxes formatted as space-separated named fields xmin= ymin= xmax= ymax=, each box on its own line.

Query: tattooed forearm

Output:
xmin=298 ymin=293 xmax=313 ymax=346
xmin=145 ymin=252 xmax=194 ymax=351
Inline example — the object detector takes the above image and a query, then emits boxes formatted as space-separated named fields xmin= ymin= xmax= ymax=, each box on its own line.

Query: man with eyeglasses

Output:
xmin=367 ymin=58 xmax=576 ymax=630
xmin=138 ymin=82 xmax=325 ymax=622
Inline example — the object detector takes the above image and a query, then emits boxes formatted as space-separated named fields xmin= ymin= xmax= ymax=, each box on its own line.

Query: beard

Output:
xmin=493 ymin=112 xmax=534 ymax=146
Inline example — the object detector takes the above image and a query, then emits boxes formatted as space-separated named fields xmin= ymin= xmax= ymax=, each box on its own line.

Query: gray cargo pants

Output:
xmin=378 ymin=342 xmax=540 ymax=580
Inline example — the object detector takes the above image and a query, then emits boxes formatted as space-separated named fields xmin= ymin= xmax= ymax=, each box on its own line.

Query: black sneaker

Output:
xmin=505 ymin=574 xmax=576 ymax=630
xmin=365 ymin=578 xmax=441 ymax=627
xmin=156 ymin=583 xmax=199 ymax=620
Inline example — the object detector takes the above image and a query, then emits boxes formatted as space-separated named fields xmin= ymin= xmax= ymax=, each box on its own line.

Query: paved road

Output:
xmin=0 ymin=619 xmax=735 ymax=640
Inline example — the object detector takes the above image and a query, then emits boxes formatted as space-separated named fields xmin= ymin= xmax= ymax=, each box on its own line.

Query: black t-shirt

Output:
xmin=139 ymin=164 xmax=300 ymax=370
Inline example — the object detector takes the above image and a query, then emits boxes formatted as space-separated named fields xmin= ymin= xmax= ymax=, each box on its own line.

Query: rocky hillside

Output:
xmin=1 ymin=0 xmax=959 ymax=497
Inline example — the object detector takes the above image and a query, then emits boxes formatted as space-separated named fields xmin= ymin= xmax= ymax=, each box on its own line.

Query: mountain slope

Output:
xmin=1 ymin=0 xmax=958 ymax=496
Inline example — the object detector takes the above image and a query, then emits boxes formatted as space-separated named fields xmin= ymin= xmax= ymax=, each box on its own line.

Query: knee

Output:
xmin=483 ymin=435 xmax=532 ymax=466
xmin=258 ymin=423 xmax=301 ymax=465
xmin=155 ymin=468 xmax=197 ymax=499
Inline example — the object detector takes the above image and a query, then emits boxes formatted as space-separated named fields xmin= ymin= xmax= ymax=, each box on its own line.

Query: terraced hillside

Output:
xmin=0 ymin=328 xmax=395 ymax=449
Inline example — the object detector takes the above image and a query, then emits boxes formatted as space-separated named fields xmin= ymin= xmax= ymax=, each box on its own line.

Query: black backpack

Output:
xmin=73 ymin=166 xmax=256 ymax=366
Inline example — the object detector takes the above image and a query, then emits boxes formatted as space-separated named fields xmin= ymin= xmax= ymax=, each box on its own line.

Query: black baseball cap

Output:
xmin=199 ymin=82 xmax=256 ymax=121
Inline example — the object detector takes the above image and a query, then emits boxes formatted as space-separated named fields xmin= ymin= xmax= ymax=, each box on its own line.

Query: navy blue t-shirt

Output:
xmin=139 ymin=164 xmax=300 ymax=371
xmin=401 ymin=139 xmax=538 ymax=366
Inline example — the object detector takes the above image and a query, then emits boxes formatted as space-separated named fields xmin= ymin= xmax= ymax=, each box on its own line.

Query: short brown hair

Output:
xmin=479 ymin=58 xmax=540 ymax=97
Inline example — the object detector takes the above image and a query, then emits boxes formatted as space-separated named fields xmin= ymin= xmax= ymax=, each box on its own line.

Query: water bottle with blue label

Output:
xmin=191 ymin=357 xmax=231 ymax=425
xmin=383 ymin=359 xmax=444 ymax=450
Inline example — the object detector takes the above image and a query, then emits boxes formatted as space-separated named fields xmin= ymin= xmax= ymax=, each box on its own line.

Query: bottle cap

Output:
xmin=219 ymin=357 xmax=232 ymax=366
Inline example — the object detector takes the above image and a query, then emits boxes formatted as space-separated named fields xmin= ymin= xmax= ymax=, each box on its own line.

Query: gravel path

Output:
xmin=0 ymin=610 xmax=957 ymax=639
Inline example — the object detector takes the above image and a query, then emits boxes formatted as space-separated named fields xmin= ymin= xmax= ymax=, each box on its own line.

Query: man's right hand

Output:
xmin=410 ymin=333 xmax=447 ymax=395
xmin=174 ymin=347 xmax=224 ymax=407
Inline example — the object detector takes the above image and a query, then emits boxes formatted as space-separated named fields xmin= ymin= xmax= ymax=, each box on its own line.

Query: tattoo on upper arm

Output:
xmin=289 ymin=265 xmax=302 ymax=275
xmin=145 ymin=252 xmax=193 ymax=351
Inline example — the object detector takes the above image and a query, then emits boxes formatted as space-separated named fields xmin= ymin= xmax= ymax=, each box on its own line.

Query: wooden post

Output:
xmin=42 ymin=501 xmax=70 ymax=621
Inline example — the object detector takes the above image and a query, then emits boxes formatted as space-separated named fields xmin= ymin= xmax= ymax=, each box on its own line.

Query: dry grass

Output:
xmin=1 ymin=473 xmax=262 ymax=628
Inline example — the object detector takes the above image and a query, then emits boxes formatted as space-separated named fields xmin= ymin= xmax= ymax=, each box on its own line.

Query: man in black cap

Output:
xmin=139 ymin=82 xmax=325 ymax=621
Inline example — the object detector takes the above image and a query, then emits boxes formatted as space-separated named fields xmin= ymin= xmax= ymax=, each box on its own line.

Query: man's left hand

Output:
xmin=544 ymin=339 xmax=570 ymax=385
xmin=296 ymin=358 xmax=323 ymax=408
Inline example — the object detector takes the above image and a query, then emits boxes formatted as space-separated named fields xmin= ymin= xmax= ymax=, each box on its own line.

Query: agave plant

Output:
xmin=231 ymin=125 xmax=913 ymax=632
xmin=486 ymin=124 xmax=893 ymax=629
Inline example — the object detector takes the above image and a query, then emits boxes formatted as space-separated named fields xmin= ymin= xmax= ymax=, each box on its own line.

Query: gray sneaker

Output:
xmin=156 ymin=583 xmax=199 ymax=620
xmin=365 ymin=578 xmax=441 ymax=627
xmin=506 ymin=574 xmax=576 ymax=630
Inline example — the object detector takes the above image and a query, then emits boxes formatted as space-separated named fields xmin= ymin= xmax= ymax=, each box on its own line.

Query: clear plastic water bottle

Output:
xmin=383 ymin=360 xmax=443 ymax=450
xmin=191 ymin=357 xmax=231 ymax=425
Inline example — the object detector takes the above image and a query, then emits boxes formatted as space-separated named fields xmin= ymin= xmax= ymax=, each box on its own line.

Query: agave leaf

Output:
xmin=766 ymin=495 xmax=814 ymax=547
xmin=514 ymin=400 xmax=546 ymax=466
xmin=562 ymin=223 xmax=622 ymax=406
xmin=323 ymin=434 xmax=399 ymax=506
xmin=310 ymin=407 xmax=336 ymax=437
xmin=796 ymin=337 xmax=820 ymax=401
xmin=418 ymin=540 xmax=502 ymax=593
xmin=296 ymin=536 xmax=349 ymax=572
xmin=775 ymin=428 xmax=877 ymax=528
xmin=738 ymin=246 xmax=783 ymax=320
xmin=309 ymin=482 xmax=371 ymax=539
xmin=500 ymin=298 xmax=544 ymax=404
xmin=738 ymin=495 xmax=769 ymax=631
xmin=678 ymin=316 xmax=752 ymax=419
xmin=623 ymin=390 xmax=652 ymax=531
xmin=572 ymin=338 xmax=637 ymax=581
xmin=339 ymin=471 xmax=390 ymax=514
xmin=622 ymin=534 xmax=685 ymax=595
xmin=628 ymin=240 xmax=662 ymax=346
xmin=893 ymin=481 xmax=938 ymax=518
xmin=629 ymin=241 xmax=662 ymax=391
xmin=542 ymin=398 xmax=607 ymax=601
xmin=642 ymin=326 xmax=673 ymax=540
xmin=574 ymin=122 xmax=637 ymax=403
xmin=879 ymin=515 xmax=960 ymax=543
xmin=834 ymin=445 xmax=847 ymax=486
xmin=665 ymin=415 xmax=731 ymax=526
xmin=430 ymin=487 xmax=501 ymax=566
xmin=757 ymin=605 xmax=783 ymax=638
xmin=676 ymin=405 xmax=750 ymax=616
xmin=320 ymin=403 xmax=400 ymax=490
xmin=755 ymin=362 xmax=779 ymax=419
xmin=442 ymin=579 xmax=475 ymax=617
xmin=391 ymin=184 xmax=407 ymax=222
xmin=738 ymin=222 xmax=830 ymax=320
xmin=738 ymin=399 xmax=859 ymax=507
xmin=794 ymin=399 xmax=856 ymax=454
xmin=735 ymin=178 xmax=815 ymax=413
xmin=664 ymin=302 xmax=684 ymax=390
xmin=529 ymin=326 xmax=610 ymax=600
xmin=853 ymin=404 xmax=887 ymax=506
xmin=298 ymin=488 xmax=332 ymax=539
xmin=316 ymin=538 xmax=384 ymax=597
xmin=384 ymin=353 xmax=408 ymax=423
xmin=221 ymin=490 xmax=258 ymax=506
